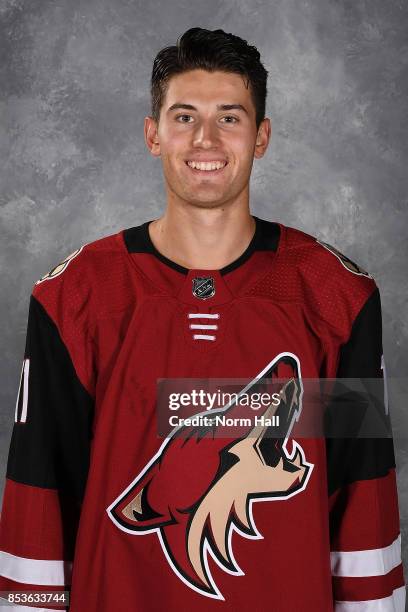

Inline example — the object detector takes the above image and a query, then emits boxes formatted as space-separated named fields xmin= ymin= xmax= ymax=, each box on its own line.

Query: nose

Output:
xmin=192 ymin=119 xmax=220 ymax=149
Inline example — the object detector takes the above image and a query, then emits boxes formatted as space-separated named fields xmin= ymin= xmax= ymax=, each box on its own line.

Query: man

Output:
xmin=0 ymin=27 xmax=405 ymax=611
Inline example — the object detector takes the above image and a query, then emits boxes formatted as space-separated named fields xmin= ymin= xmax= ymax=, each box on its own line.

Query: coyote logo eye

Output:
xmin=35 ymin=247 xmax=83 ymax=284
xmin=107 ymin=353 xmax=313 ymax=600
xmin=317 ymin=239 xmax=372 ymax=278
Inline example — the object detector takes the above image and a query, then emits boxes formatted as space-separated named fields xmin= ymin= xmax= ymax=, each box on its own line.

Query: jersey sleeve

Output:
xmin=0 ymin=292 xmax=95 ymax=610
xmin=325 ymin=286 xmax=406 ymax=610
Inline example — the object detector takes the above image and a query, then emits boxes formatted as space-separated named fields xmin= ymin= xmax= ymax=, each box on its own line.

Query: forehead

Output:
xmin=164 ymin=69 xmax=253 ymax=108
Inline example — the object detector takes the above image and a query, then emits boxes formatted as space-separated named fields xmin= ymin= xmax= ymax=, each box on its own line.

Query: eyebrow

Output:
xmin=167 ymin=103 xmax=249 ymax=115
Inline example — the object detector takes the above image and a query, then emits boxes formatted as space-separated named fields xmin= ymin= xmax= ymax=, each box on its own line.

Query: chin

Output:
xmin=183 ymin=197 xmax=227 ymax=210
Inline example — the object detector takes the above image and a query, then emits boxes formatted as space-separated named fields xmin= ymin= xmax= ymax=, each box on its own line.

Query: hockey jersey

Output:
xmin=0 ymin=215 xmax=405 ymax=611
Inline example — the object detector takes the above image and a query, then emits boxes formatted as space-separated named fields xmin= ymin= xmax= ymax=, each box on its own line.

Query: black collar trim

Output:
xmin=123 ymin=215 xmax=280 ymax=276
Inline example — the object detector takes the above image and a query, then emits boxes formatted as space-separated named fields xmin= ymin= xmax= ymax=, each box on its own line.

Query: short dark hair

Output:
xmin=150 ymin=27 xmax=268 ymax=130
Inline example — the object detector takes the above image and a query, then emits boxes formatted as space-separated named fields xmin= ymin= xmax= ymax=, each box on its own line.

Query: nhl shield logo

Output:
xmin=192 ymin=276 xmax=215 ymax=299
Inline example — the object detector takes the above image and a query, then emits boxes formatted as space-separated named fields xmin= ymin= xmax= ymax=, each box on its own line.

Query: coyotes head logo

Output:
xmin=317 ymin=239 xmax=372 ymax=278
xmin=35 ymin=247 xmax=83 ymax=285
xmin=107 ymin=352 xmax=313 ymax=600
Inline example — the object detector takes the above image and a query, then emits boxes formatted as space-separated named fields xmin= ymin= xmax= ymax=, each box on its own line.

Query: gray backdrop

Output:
xmin=1 ymin=0 xmax=407 ymax=597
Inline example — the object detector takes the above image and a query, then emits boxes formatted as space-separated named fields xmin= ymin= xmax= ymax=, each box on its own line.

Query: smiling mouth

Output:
xmin=185 ymin=161 xmax=228 ymax=175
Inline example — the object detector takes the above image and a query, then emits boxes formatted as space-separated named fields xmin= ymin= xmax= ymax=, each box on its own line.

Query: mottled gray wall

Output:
xmin=1 ymin=0 xmax=407 ymax=593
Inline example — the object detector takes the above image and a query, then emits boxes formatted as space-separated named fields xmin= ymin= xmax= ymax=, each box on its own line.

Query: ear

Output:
xmin=144 ymin=116 xmax=161 ymax=158
xmin=109 ymin=477 xmax=172 ymax=532
xmin=254 ymin=117 xmax=271 ymax=159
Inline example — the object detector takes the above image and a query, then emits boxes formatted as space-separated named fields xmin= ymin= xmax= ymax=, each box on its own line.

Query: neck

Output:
xmin=148 ymin=205 xmax=256 ymax=271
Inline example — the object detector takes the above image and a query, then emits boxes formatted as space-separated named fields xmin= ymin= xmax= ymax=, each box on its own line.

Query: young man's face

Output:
xmin=145 ymin=69 xmax=270 ymax=209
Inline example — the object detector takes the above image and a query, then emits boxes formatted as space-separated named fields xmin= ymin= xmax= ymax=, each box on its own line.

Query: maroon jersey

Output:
xmin=0 ymin=216 xmax=405 ymax=611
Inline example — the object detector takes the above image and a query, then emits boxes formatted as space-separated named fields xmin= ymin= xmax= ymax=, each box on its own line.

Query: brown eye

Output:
xmin=176 ymin=115 xmax=193 ymax=123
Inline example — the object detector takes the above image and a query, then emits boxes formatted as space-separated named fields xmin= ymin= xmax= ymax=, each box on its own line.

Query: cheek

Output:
xmin=226 ymin=136 xmax=255 ymax=160
xmin=161 ymin=128 xmax=188 ymax=145
xmin=157 ymin=127 xmax=185 ymax=149
xmin=161 ymin=141 xmax=187 ymax=165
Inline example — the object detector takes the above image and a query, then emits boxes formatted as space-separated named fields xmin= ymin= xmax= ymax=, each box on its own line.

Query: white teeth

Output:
xmin=187 ymin=160 xmax=227 ymax=171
